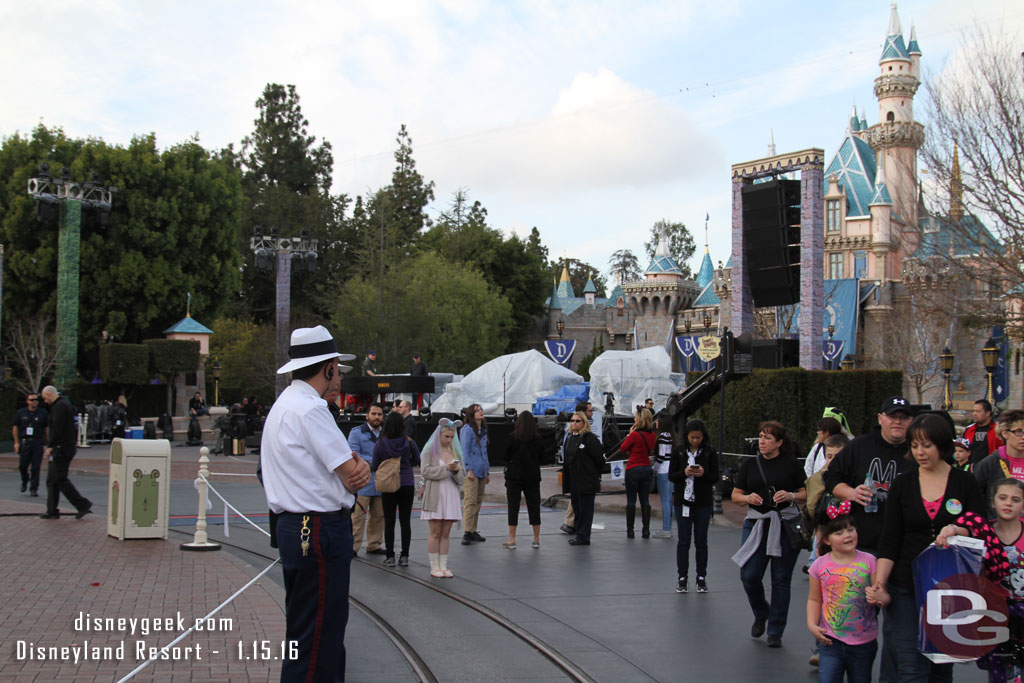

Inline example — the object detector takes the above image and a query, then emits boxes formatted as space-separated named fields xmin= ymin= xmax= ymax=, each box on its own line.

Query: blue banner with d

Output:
xmin=545 ymin=339 xmax=577 ymax=367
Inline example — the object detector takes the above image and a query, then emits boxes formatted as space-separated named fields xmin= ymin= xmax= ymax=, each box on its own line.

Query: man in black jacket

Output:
xmin=822 ymin=396 xmax=914 ymax=553
xmin=821 ymin=396 xmax=913 ymax=683
xmin=38 ymin=386 xmax=92 ymax=519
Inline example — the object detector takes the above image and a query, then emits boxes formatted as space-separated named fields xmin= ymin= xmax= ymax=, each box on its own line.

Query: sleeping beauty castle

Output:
xmin=544 ymin=3 xmax=1013 ymax=409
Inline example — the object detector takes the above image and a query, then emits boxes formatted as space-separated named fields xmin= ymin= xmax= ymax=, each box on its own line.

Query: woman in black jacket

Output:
xmin=870 ymin=412 xmax=984 ymax=681
xmin=503 ymin=411 xmax=544 ymax=549
xmin=668 ymin=418 xmax=719 ymax=594
xmin=563 ymin=410 xmax=605 ymax=546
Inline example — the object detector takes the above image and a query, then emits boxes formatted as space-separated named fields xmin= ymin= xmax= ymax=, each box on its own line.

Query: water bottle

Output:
xmin=864 ymin=474 xmax=878 ymax=513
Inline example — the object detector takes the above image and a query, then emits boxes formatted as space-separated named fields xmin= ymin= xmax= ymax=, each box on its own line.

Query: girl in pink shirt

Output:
xmin=807 ymin=502 xmax=889 ymax=683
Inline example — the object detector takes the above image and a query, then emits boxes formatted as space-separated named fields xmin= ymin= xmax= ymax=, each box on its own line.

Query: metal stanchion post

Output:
xmin=181 ymin=447 xmax=222 ymax=551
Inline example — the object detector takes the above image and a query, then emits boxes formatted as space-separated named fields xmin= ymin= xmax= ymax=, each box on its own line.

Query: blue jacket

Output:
xmin=460 ymin=424 xmax=489 ymax=478
xmin=348 ymin=423 xmax=381 ymax=496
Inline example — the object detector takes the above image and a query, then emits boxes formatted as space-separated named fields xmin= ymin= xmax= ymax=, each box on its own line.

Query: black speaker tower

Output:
xmin=742 ymin=179 xmax=801 ymax=307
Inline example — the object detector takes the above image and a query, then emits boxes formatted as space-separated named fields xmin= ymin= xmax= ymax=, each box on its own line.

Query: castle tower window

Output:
xmin=827 ymin=200 xmax=841 ymax=233
xmin=886 ymin=111 xmax=895 ymax=122
xmin=828 ymin=252 xmax=843 ymax=279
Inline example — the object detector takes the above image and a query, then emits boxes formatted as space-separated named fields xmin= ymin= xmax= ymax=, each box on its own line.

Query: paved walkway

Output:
xmin=0 ymin=443 xmax=986 ymax=682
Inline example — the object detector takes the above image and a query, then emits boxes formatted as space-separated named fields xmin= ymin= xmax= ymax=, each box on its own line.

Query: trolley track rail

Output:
xmin=168 ymin=525 xmax=596 ymax=683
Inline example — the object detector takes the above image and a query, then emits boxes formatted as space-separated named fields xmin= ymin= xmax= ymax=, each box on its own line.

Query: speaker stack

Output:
xmin=742 ymin=179 xmax=801 ymax=307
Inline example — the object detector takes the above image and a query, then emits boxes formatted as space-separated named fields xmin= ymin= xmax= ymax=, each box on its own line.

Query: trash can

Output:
xmin=107 ymin=438 xmax=171 ymax=540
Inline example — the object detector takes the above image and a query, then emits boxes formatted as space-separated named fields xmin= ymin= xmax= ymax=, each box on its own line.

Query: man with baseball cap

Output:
xmin=261 ymin=325 xmax=370 ymax=682
xmin=822 ymin=395 xmax=914 ymax=682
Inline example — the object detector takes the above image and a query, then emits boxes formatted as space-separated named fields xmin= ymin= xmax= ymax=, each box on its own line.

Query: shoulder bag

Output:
xmin=754 ymin=454 xmax=810 ymax=550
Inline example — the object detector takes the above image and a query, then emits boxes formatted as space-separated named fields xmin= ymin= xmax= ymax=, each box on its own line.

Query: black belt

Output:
xmin=280 ymin=509 xmax=351 ymax=519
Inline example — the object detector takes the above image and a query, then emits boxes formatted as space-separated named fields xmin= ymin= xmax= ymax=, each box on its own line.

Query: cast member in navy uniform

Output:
xmin=13 ymin=393 xmax=48 ymax=496
xmin=261 ymin=326 xmax=370 ymax=682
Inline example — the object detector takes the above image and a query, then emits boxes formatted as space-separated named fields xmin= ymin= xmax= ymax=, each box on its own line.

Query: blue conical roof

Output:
xmin=583 ymin=277 xmax=596 ymax=294
xmin=696 ymin=248 xmax=714 ymax=288
xmin=880 ymin=4 xmax=909 ymax=62
xmin=163 ymin=316 xmax=212 ymax=335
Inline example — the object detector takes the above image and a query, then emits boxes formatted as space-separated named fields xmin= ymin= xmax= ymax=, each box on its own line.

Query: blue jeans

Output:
xmin=818 ymin=639 xmax=877 ymax=683
xmin=656 ymin=472 xmax=673 ymax=531
xmin=739 ymin=518 xmax=800 ymax=638
xmin=883 ymin=584 xmax=952 ymax=683
xmin=675 ymin=504 xmax=712 ymax=578
xmin=625 ymin=466 xmax=653 ymax=510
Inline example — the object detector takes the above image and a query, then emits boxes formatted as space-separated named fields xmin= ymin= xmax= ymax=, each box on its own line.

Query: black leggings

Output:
xmin=506 ymin=481 xmax=541 ymax=526
xmin=381 ymin=485 xmax=415 ymax=557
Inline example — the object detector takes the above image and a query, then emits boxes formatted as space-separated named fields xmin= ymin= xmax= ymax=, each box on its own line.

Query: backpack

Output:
xmin=375 ymin=457 xmax=401 ymax=493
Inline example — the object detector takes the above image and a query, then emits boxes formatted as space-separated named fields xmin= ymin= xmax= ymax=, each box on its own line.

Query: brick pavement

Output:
xmin=0 ymin=499 xmax=286 ymax=682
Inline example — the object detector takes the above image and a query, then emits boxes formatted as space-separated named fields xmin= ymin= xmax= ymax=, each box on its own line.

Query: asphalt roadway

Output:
xmin=0 ymin=445 xmax=989 ymax=682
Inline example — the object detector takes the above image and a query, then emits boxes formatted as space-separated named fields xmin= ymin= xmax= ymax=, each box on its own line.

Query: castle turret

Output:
xmin=869 ymin=2 xmax=924 ymax=237
xmin=950 ymin=143 xmax=964 ymax=223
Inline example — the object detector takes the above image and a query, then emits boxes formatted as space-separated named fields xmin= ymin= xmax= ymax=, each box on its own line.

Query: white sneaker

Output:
xmin=652 ymin=529 xmax=672 ymax=539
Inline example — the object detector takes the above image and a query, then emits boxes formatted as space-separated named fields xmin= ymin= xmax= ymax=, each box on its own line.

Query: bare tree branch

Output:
xmin=4 ymin=315 xmax=59 ymax=396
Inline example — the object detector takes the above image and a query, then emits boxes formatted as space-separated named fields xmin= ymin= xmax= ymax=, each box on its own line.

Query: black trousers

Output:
xmin=278 ymin=511 xmax=352 ymax=682
xmin=506 ymin=480 xmax=541 ymax=526
xmin=381 ymin=485 xmax=415 ymax=557
xmin=45 ymin=448 xmax=91 ymax=515
xmin=19 ymin=441 xmax=45 ymax=491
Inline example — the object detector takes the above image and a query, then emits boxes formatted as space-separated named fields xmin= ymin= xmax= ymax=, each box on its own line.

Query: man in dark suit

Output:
xmin=38 ymin=386 xmax=92 ymax=519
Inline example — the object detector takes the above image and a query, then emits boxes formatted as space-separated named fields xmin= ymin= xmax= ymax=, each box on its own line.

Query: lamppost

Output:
xmin=840 ymin=354 xmax=854 ymax=371
xmin=251 ymin=228 xmax=318 ymax=397
xmin=556 ymin=319 xmax=564 ymax=339
xmin=211 ymin=360 xmax=222 ymax=406
xmin=939 ymin=346 xmax=955 ymax=410
xmin=982 ymin=337 xmax=999 ymax=405
xmin=703 ymin=313 xmax=712 ymax=334
xmin=27 ymin=165 xmax=115 ymax=389
xmin=828 ymin=324 xmax=835 ymax=339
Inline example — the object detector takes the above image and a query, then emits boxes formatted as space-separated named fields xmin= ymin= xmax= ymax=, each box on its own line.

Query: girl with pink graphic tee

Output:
xmin=807 ymin=503 xmax=888 ymax=683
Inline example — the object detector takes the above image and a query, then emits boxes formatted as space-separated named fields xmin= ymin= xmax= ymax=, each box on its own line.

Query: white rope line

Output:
xmin=200 ymin=476 xmax=271 ymax=538
xmin=115 ymin=558 xmax=279 ymax=682
xmin=204 ymin=471 xmax=259 ymax=477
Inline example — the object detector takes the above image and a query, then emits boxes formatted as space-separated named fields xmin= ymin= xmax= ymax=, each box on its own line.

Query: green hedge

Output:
xmin=144 ymin=339 xmax=200 ymax=375
xmin=99 ymin=344 xmax=152 ymax=385
xmin=687 ymin=368 xmax=902 ymax=472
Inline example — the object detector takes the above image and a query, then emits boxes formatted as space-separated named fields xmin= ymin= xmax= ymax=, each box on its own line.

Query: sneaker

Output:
xmin=461 ymin=533 xmax=473 ymax=545
xmin=676 ymin=577 xmax=688 ymax=593
xmin=471 ymin=531 xmax=486 ymax=542
xmin=766 ymin=634 xmax=782 ymax=648
xmin=366 ymin=547 xmax=387 ymax=555
xmin=383 ymin=556 xmax=396 ymax=567
xmin=398 ymin=555 xmax=409 ymax=567
xmin=696 ymin=577 xmax=708 ymax=593
xmin=501 ymin=541 xmax=516 ymax=549
xmin=20 ymin=483 xmax=27 ymax=493
xmin=809 ymin=653 xmax=819 ymax=666
xmin=531 ymin=540 xmax=540 ymax=549
xmin=652 ymin=529 xmax=672 ymax=539
xmin=751 ymin=618 xmax=766 ymax=638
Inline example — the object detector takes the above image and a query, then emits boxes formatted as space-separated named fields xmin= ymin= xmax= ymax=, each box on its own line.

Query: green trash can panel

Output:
xmin=110 ymin=481 xmax=119 ymax=525
xmin=131 ymin=469 xmax=160 ymax=528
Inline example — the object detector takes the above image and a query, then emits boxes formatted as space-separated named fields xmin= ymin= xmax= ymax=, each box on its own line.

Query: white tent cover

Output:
xmin=430 ymin=350 xmax=583 ymax=416
xmin=588 ymin=347 xmax=686 ymax=416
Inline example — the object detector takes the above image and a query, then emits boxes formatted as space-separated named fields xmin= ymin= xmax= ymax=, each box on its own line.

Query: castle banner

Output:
xmin=674 ymin=336 xmax=709 ymax=372
xmin=823 ymin=339 xmax=845 ymax=363
xmin=544 ymin=339 xmax=576 ymax=367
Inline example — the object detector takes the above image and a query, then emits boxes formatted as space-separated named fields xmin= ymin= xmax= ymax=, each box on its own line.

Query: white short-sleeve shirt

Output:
xmin=261 ymin=380 xmax=355 ymax=514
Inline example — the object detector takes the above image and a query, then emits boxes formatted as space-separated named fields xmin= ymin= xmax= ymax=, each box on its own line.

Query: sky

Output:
xmin=2 ymin=0 xmax=1022 ymax=285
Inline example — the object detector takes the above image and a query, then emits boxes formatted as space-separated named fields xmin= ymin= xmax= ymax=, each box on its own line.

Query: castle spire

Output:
xmin=880 ymin=3 xmax=909 ymax=63
xmin=767 ymin=129 xmax=776 ymax=156
xmin=950 ymin=143 xmax=964 ymax=222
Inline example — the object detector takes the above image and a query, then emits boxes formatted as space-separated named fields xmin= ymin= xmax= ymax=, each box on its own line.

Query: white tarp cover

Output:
xmin=588 ymin=347 xmax=686 ymax=416
xmin=430 ymin=350 xmax=583 ymax=416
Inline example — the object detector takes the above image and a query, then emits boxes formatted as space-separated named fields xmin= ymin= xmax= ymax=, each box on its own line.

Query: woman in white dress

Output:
xmin=420 ymin=418 xmax=466 ymax=578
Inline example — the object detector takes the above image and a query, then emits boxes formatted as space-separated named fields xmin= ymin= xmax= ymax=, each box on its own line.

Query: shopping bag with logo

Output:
xmin=913 ymin=535 xmax=1009 ymax=663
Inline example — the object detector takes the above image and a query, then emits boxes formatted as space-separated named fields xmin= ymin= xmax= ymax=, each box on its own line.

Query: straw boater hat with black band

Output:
xmin=276 ymin=325 xmax=356 ymax=375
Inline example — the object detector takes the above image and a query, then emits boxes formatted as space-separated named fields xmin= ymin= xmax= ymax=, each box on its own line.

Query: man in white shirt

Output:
xmin=261 ymin=326 xmax=370 ymax=683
